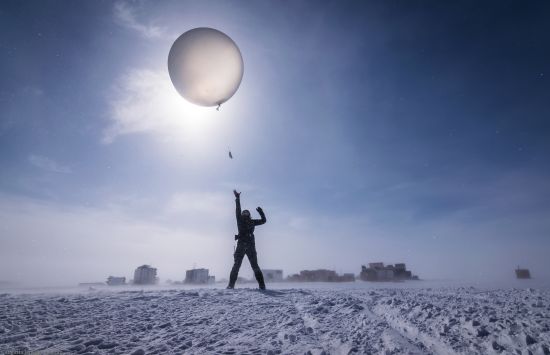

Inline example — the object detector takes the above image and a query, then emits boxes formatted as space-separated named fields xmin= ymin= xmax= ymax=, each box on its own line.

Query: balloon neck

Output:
xmin=216 ymin=104 xmax=221 ymax=111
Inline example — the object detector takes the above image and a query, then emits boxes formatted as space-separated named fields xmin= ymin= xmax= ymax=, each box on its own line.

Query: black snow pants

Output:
xmin=228 ymin=241 xmax=265 ymax=289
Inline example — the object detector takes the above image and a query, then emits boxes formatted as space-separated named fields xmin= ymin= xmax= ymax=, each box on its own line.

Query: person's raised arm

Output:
xmin=254 ymin=207 xmax=266 ymax=225
xmin=234 ymin=190 xmax=241 ymax=221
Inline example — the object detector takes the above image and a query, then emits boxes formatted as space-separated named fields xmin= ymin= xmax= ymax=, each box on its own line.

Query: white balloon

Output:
xmin=168 ymin=28 xmax=244 ymax=107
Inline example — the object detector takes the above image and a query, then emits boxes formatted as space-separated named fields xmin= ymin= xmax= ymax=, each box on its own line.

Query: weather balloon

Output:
xmin=168 ymin=27 xmax=244 ymax=108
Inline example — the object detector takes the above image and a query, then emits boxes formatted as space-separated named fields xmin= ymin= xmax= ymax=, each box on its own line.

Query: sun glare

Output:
xmin=158 ymin=78 xmax=234 ymax=155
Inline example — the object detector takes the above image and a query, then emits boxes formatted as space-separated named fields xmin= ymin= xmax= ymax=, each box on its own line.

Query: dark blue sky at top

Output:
xmin=0 ymin=0 xmax=549 ymax=282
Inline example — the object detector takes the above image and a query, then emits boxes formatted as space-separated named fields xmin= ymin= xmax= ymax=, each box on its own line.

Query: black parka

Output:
xmin=235 ymin=197 xmax=266 ymax=242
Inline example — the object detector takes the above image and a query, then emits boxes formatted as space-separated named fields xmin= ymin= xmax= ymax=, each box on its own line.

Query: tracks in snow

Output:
xmin=291 ymin=290 xmax=431 ymax=354
xmin=3 ymin=287 xmax=547 ymax=354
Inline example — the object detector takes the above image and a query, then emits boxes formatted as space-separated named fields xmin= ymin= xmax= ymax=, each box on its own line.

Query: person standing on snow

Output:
xmin=227 ymin=189 xmax=267 ymax=290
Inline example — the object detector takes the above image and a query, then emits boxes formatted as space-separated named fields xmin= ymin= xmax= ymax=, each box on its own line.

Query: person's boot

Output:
xmin=255 ymin=270 xmax=266 ymax=290
xmin=227 ymin=269 xmax=238 ymax=290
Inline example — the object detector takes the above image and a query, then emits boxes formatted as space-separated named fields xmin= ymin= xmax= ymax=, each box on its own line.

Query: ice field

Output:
xmin=1 ymin=281 xmax=549 ymax=354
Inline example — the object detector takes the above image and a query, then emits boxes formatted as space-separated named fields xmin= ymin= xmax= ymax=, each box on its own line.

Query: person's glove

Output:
xmin=233 ymin=190 xmax=241 ymax=198
xmin=256 ymin=207 xmax=263 ymax=213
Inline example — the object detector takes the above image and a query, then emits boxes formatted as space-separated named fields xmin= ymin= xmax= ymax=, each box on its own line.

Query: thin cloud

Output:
xmin=104 ymin=69 xmax=171 ymax=143
xmin=103 ymin=68 xmax=223 ymax=147
xmin=28 ymin=155 xmax=72 ymax=174
xmin=104 ymin=68 xmax=193 ymax=143
xmin=113 ymin=1 xmax=166 ymax=39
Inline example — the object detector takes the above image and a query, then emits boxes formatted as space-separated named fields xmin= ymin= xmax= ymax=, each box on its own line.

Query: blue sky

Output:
xmin=1 ymin=0 xmax=549 ymax=286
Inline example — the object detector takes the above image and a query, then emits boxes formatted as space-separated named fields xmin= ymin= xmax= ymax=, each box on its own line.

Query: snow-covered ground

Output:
xmin=1 ymin=282 xmax=549 ymax=354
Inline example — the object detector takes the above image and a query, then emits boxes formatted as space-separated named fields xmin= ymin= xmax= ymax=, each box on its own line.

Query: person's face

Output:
xmin=241 ymin=210 xmax=250 ymax=219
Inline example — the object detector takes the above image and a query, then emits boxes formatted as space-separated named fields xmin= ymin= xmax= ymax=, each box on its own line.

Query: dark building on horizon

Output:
xmin=106 ymin=276 xmax=126 ymax=286
xmin=184 ymin=268 xmax=214 ymax=284
xmin=287 ymin=269 xmax=355 ymax=282
xmin=360 ymin=262 xmax=418 ymax=282
xmin=133 ymin=265 xmax=158 ymax=285
xmin=515 ymin=266 xmax=531 ymax=279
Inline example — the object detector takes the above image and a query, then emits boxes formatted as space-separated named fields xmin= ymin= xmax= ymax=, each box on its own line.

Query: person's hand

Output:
xmin=233 ymin=190 xmax=241 ymax=198
xmin=256 ymin=207 xmax=263 ymax=213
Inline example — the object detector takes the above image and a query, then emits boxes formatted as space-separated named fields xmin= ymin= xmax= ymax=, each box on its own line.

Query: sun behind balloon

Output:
xmin=168 ymin=28 xmax=244 ymax=108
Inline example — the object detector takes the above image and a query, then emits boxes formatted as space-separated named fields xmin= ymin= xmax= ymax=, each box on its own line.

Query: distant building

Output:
xmin=133 ymin=265 xmax=158 ymax=285
xmin=287 ymin=269 xmax=355 ymax=282
xmin=106 ymin=276 xmax=126 ymax=286
xmin=360 ymin=262 xmax=418 ymax=282
xmin=515 ymin=266 xmax=531 ymax=279
xmin=263 ymin=269 xmax=283 ymax=282
xmin=184 ymin=268 xmax=210 ymax=284
xmin=208 ymin=275 xmax=216 ymax=284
